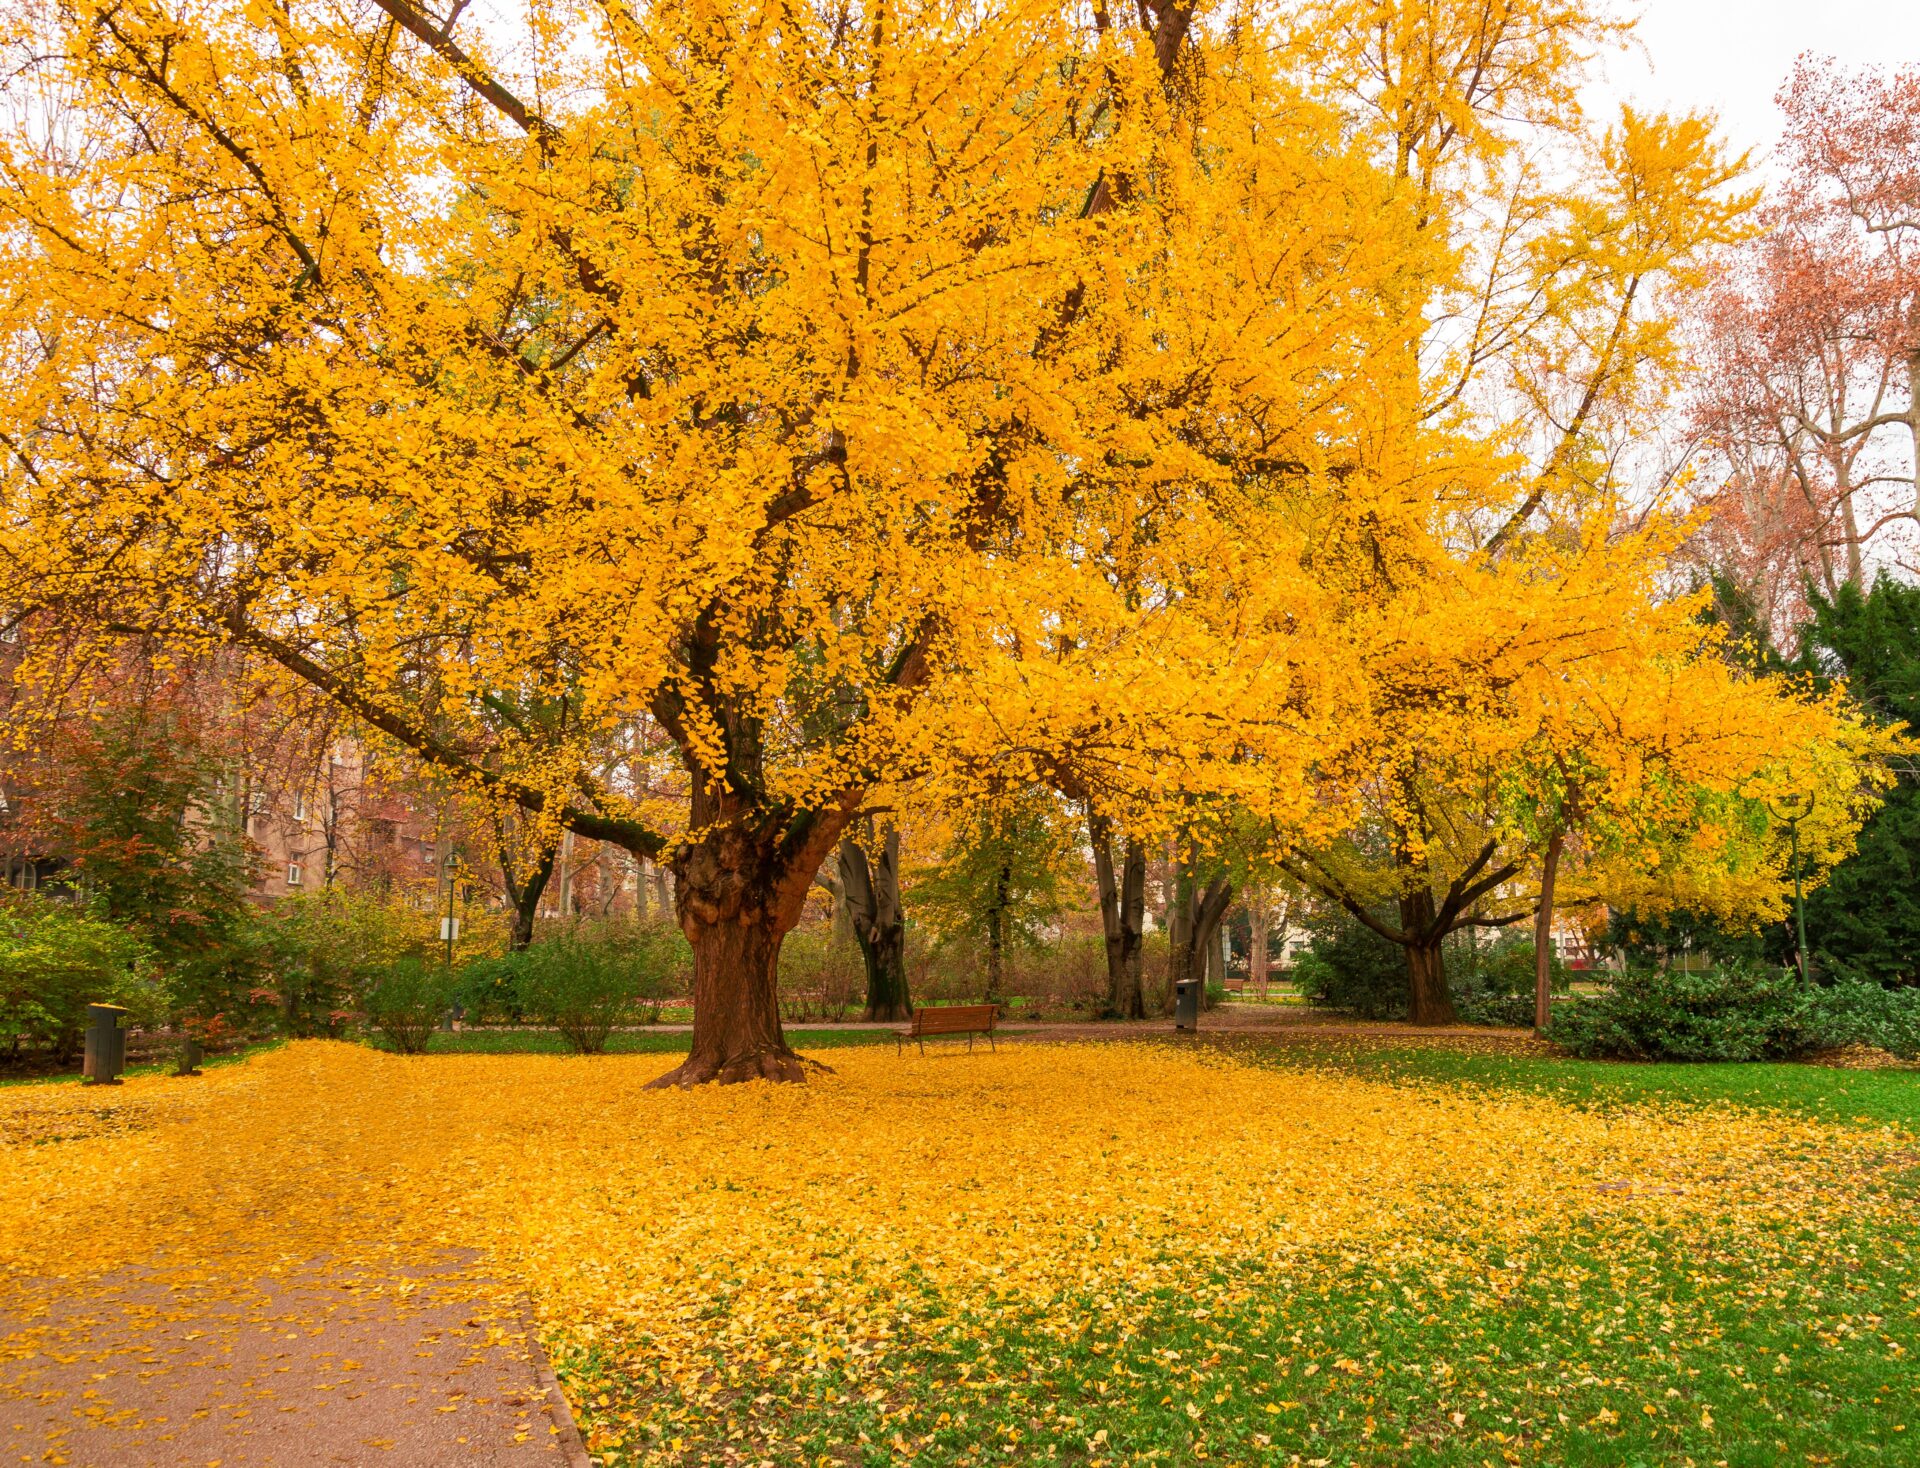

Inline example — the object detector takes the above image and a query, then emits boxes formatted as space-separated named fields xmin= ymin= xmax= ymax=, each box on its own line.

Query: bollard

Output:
xmin=83 ymin=1003 xmax=130 ymax=1085
xmin=174 ymin=1034 xmax=203 ymax=1077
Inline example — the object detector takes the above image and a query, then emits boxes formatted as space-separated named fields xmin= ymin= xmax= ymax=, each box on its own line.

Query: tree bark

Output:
xmin=1089 ymin=808 xmax=1147 ymax=1019
xmin=649 ymin=784 xmax=852 ymax=1088
xmin=500 ymin=835 xmax=557 ymax=952
xmin=838 ymin=826 xmax=911 ymax=1022
xmin=1399 ymin=887 xmax=1456 ymax=1025
xmin=1166 ymin=846 xmax=1233 ymax=1008
xmin=1534 ymin=828 xmax=1563 ymax=1035
xmin=1405 ymin=941 xmax=1455 ymax=1026
xmin=1247 ymin=885 xmax=1271 ymax=999
xmin=985 ymin=863 xmax=1010 ymax=1004
xmin=556 ymin=829 xmax=576 ymax=915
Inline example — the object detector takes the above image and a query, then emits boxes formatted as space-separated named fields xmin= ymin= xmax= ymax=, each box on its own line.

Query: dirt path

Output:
xmin=0 ymin=1253 xmax=587 ymax=1467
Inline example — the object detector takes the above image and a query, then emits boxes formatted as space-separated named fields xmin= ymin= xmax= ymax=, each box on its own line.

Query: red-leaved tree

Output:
xmin=1690 ymin=57 xmax=1920 ymax=634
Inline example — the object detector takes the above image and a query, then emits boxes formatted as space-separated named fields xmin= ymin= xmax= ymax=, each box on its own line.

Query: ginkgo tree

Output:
xmin=0 ymin=0 xmax=1899 ymax=1073
xmin=1229 ymin=0 xmax=1901 ymax=1023
xmin=0 ymin=0 xmax=1398 ymax=1081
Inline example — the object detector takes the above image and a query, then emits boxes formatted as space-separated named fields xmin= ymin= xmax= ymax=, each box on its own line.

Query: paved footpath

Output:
xmin=0 ymin=1252 xmax=586 ymax=1467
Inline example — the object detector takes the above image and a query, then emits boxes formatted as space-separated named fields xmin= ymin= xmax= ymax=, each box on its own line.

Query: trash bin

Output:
xmin=1174 ymin=978 xmax=1201 ymax=1032
xmin=84 ymin=1003 xmax=130 ymax=1085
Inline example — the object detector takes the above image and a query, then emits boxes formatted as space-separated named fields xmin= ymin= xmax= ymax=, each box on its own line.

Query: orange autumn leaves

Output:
xmin=1 ymin=1041 xmax=1912 ymax=1464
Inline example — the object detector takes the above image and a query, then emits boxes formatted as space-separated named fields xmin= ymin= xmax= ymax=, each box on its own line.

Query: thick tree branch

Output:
xmin=231 ymin=618 xmax=665 ymax=855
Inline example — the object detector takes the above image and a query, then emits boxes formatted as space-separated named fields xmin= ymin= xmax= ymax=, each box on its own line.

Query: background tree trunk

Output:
xmin=985 ymin=864 xmax=1010 ymax=1004
xmin=1247 ymin=885 xmax=1272 ymax=999
xmin=1165 ymin=844 xmax=1233 ymax=1010
xmin=1089 ymin=809 xmax=1147 ymax=1019
xmin=838 ymin=826 xmax=911 ymax=1022
xmin=1534 ymin=829 xmax=1564 ymax=1034
xmin=498 ymin=831 xmax=557 ymax=952
xmin=556 ymin=829 xmax=576 ymax=916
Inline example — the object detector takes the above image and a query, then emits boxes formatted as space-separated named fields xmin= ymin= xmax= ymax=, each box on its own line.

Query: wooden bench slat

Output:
xmin=897 ymin=1004 xmax=998 ymax=1054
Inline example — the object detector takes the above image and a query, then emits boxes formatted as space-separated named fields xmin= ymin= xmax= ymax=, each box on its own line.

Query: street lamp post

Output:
xmin=442 ymin=850 xmax=459 ymax=968
xmin=1766 ymin=792 xmax=1816 ymax=982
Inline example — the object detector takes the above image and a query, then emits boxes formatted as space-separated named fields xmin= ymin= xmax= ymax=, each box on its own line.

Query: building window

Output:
xmin=293 ymin=793 xmax=307 ymax=823
xmin=286 ymin=862 xmax=303 ymax=886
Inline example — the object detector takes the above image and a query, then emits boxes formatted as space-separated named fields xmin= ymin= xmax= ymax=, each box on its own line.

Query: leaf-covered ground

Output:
xmin=2 ymin=1040 xmax=1915 ymax=1465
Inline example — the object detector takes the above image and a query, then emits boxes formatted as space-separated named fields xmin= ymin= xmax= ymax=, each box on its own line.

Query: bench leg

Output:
xmin=988 ymin=1032 xmax=996 ymax=1052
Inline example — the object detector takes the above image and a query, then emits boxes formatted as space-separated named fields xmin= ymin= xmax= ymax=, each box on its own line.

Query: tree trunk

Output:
xmin=634 ymin=856 xmax=650 ymax=922
xmin=1248 ymin=886 xmax=1271 ymax=999
xmin=1405 ymin=940 xmax=1455 ymax=1026
xmin=500 ymin=838 xmax=557 ymax=952
xmin=838 ymin=826 xmax=911 ymax=1023
xmin=985 ymin=864 xmax=1010 ymax=1004
xmin=1534 ymin=828 xmax=1563 ymax=1035
xmin=650 ymin=788 xmax=850 ymax=1087
xmin=557 ymin=829 xmax=575 ymax=916
xmin=662 ymin=912 xmax=797 ymax=1087
xmin=597 ymin=844 xmax=618 ymax=916
xmin=1089 ymin=808 xmax=1147 ymax=1019
xmin=1399 ymin=887 xmax=1456 ymax=1025
xmin=1907 ymin=346 xmax=1920 ymax=511
xmin=1165 ymin=844 xmax=1233 ymax=1010
xmin=1164 ymin=865 xmax=1193 ymax=1013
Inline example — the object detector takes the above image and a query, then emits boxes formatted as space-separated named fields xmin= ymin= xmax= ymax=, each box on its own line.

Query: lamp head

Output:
xmin=1767 ymin=790 xmax=1816 ymax=823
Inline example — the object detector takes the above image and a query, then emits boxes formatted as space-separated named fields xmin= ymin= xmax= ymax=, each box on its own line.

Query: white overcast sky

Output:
xmin=1593 ymin=0 xmax=1920 ymax=172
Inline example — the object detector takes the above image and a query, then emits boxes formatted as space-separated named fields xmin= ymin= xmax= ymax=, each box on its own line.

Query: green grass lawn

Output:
xmin=1266 ymin=1038 xmax=1920 ymax=1131
xmin=554 ymin=1035 xmax=1919 ymax=1466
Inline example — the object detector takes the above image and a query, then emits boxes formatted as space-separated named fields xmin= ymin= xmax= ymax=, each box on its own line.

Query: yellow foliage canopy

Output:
xmin=0 ymin=0 xmax=1900 ymax=1067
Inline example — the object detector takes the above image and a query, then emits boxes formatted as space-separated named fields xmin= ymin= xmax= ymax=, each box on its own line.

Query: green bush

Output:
xmin=1549 ymin=963 xmax=1920 ymax=1063
xmin=359 ymin=956 xmax=459 ymax=1055
xmin=1546 ymin=962 xmax=1820 ymax=1061
xmin=454 ymin=954 xmax=525 ymax=1026
xmin=261 ymin=890 xmax=426 ymax=1035
xmin=1296 ymin=917 xmax=1407 ymax=1019
xmin=511 ymin=922 xmax=683 ymax=1053
xmin=777 ymin=924 xmax=864 ymax=1021
xmin=1805 ymin=969 xmax=1920 ymax=1059
xmin=0 ymin=896 xmax=158 ymax=1064
xmin=1450 ymin=936 xmax=1570 ymax=1027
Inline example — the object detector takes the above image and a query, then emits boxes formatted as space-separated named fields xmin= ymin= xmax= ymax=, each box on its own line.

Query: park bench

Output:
xmin=1223 ymin=977 xmax=1245 ymax=994
xmin=896 ymin=1004 xmax=999 ymax=1055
